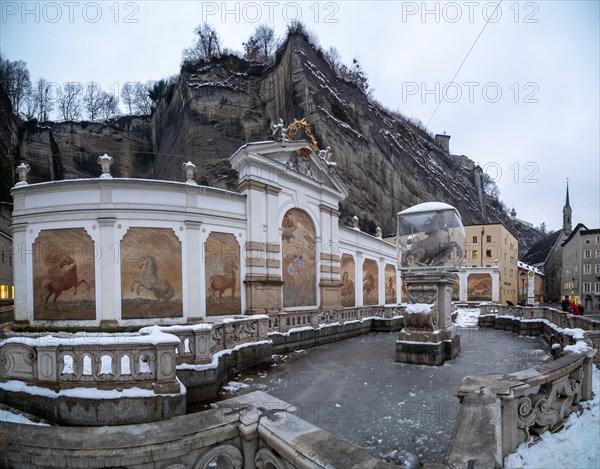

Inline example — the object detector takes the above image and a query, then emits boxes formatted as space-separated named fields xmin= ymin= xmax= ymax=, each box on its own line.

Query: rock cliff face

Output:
xmin=1 ymin=32 xmax=541 ymax=251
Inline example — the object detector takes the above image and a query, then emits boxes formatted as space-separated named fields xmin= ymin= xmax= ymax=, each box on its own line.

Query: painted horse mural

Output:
xmin=131 ymin=256 xmax=175 ymax=301
xmin=208 ymin=259 xmax=238 ymax=299
xmin=43 ymin=257 xmax=89 ymax=310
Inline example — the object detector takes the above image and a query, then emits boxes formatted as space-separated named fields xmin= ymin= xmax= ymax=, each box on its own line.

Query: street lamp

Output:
xmin=520 ymin=272 xmax=527 ymax=306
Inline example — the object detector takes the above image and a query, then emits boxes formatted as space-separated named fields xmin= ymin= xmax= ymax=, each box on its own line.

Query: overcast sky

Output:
xmin=2 ymin=1 xmax=598 ymax=232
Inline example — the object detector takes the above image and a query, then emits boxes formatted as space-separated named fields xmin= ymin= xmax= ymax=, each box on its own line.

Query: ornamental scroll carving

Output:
xmin=407 ymin=285 xmax=438 ymax=305
xmin=516 ymin=367 xmax=583 ymax=444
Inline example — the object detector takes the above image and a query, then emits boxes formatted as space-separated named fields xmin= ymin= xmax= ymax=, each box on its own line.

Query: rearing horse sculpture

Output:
xmin=43 ymin=257 xmax=89 ymax=310
xmin=131 ymin=256 xmax=175 ymax=301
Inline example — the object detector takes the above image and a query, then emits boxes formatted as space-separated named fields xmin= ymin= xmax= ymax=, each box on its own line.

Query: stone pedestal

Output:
xmin=396 ymin=271 xmax=460 ymax=366
xmin=244 ymin=275 xmax=283 ymax=314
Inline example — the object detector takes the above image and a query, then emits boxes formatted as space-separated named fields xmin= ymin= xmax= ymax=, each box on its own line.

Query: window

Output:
xmin=0 ymin=285 xmax=8 ymax=299
xmin=486 ymin=249 xmax=492 ymax=258
xmin=597 ymin=235 xmax=600 ymax=243
xmin=473 ymin=250 xmax=478 ymax=258
xmin=472 ymin=236 xmax=478 ymax=243
xmin=584 ymin=264 xmax=591 ymax=274
xmin=596 ymin=264 xmax=600 ymax=274
xmin=583 ymin=282 xmax=591 ymax=293
xmin=596 ymin=283 xmax=600 ymax=294
xmin=574 ymin=266 xmax=578 ymax=274
xmin=486 ymin=235 xmax=492 ymax=242
xmin=584 ymin=250 xmax=591 ymax=259
xmin=586 ymin=239 xmax=591 ymax=245
xmin=596 ymin=249 xmax=600 ymax=258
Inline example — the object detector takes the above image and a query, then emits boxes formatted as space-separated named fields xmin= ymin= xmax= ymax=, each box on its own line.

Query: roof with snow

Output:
xmin=517 ymin=261 xmax=544 ymax=275
xmin=561 ymin=223 xmax=589 ymax=247
xmin=521 ymin=229 xmax=563 ymax=266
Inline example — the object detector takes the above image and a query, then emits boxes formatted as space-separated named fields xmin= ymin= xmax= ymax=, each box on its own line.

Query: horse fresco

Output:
xmin=32 ymin=228 xmax=96 ymax=320
xmin=43 ymin=257 xmax=90 ymax=311
xmin=208 ymin=259 xmax=238 ymax=299
xmin=131 ymin=256 xmax=175 ymax=301
xmin=205 ymin=232 xmax=241 ymax=316
xmin=120 ymin=227 xmax=182 ymax=319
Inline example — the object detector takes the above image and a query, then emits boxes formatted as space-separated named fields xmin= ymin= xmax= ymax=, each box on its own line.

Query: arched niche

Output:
xmin=120 ymin=227 xmax=182 ymax=319
xmin=340 ymin=254 xmax=356 ymax=307
xmin=362 ymin=259 xmax=379 ymax=306
xmin=282 ymin=208 xmax=317 ymax=308
xmin=32 ymin=228 xmax=96 ymax=320
xmin=204 ymin=232 xmax=241 ymax=316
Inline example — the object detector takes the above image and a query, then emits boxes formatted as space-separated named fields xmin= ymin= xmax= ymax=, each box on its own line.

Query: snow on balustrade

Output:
xmin=0 ymin=328 xmax=181 ymax=394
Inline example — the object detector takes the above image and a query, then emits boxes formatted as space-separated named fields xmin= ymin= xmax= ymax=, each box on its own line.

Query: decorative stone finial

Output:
xmin=351 ymin=215 xmax=359 ymax=229
xmin=182 ymin=161 xmax=197 ymax=185
xmin=15 ymin=162 xmax=30 ymax=187
xmin=98 ymin=154 xmax=114 ymax=179
xmin=375 ymin=227 xmax=382 ymax=238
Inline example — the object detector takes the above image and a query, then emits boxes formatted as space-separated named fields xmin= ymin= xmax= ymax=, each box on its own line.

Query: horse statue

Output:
xmin=208 ymin=259 xmax=238 ymax=300
xmin=401 ymin=228 xmax=463 ymax=268
xmin=131 ymin=256 xmax=175 ymax=301
xmin=43 ymin=257 xmax=89 ymax=310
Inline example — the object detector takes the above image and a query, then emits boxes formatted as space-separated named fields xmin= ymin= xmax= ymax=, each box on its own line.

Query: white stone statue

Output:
xmin=15 ymin=162 xmax=30 ymax=187
xmin=98 ymin=154 xmax=114 ymax=179
xmin=270 ymin=118 xmax=289 ymax=143
xmin=182 ymin=161 xmax=197 ymax=185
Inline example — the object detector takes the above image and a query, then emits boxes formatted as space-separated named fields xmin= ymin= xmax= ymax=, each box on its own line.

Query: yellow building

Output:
xmin=463 ymin=223 xmax=519 ymax=305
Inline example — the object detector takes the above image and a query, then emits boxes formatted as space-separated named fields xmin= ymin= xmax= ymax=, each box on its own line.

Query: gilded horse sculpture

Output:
xmin=131 ymin=256 xmax=175 ymax=301
xmin=43 ymin=257 xmax=89 ymax=310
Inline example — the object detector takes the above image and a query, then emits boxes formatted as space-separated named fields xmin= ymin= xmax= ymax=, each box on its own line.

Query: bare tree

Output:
xmin=0 ymin=54 xmax=31 ymax=113
xmin=56 ymin=82 xmax=83 ymax=121
xmin=120 ymin=82 xmax=135 ymax=115
xmin=100 ymin=91 xmax=119 ymax=120
xmin=82 ymin=82 xmax=103 ymax=121
xmin=324 ymin=47 xmax=342 ymax=74
xmin=132 ymin=81 xmax=153 ymax=115
xmin=244 ymin=24 xmax=277 ymax=63
xmin=30 ymin=78 xmax=54 ymax=121
xmin=182 ymin=23 xmax=222 ymax=63
xmin=482 ymin=172 xmax=501 ymax=199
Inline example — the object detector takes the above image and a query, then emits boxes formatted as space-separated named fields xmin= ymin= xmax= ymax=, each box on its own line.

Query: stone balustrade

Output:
xmin=0 ymin=327 xmax=180 ymax=394
xmin=445 ymin=302 xmax=599 ymax=467
xmin=155 ymin=315 xmax=270 ymax=365
xmin=445 ymin=347 xmax=596 ymax=468
xmin=478 ymin=303 xmax=600 ymax=359
xmin=267 ymin=305 xmax=405 ymax=332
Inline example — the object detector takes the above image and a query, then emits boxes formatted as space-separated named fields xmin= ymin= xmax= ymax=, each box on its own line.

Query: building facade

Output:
xmin=517 ymin=260 xmax=544 ymax=305
xmin=0 ymin=202 xmax=13 ymax=302
xmin=11 ymin=141 xmax=403 ymax=329
xmin=463 ymin=223 xmax=518 ymax=305
xmin=521 ymin=184 xmax=572 ymax=302
xmin=562 ymin=225 xmax=600 ymax=312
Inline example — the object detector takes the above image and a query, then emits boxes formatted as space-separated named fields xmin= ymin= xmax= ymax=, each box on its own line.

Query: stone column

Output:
xmin=240 ymin=181 xmax=283 ymax=314
xmin=185 ymin=220 xmax=203 ymax=323
xmin=319 ymin=205 xmax=342 ymax=309
xmin=396 ymin=271 xmax=460 ymax=365
xmin=356 ymin=252 xmax=364 ymax=307
xmin=11 ymin=223 xmax=29 ymax=328
xmin=378 ymin=257 xmax=385 ymax=306
xmin=97 ymin=217 xmax=118 ymax=329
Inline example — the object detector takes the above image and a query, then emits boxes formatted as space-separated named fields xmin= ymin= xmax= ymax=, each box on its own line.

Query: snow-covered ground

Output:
xmin=504 ymin=363 xmax=600 ymax=469
xmin=454 ymin=307 xmax=481 ymax=327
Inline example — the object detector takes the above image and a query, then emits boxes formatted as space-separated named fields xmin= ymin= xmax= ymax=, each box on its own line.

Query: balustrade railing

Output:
xmin=0 ymin=327 xmax=180 ymax=394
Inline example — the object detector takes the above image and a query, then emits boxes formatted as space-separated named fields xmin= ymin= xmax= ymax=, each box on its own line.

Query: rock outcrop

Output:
xmin=0 ymin=32 xmax=541 ymax=252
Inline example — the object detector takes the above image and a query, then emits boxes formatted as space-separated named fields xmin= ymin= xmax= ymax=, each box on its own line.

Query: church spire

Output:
xmin=563 ymin=180 xmax=572 ymax=235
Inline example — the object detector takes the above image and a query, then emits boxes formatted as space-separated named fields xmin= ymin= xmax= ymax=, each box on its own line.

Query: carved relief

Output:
xmin=407 ymin=285 xmax=437 ymax=305
xmin=517 ymin=368 xmax=583 ymax=444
